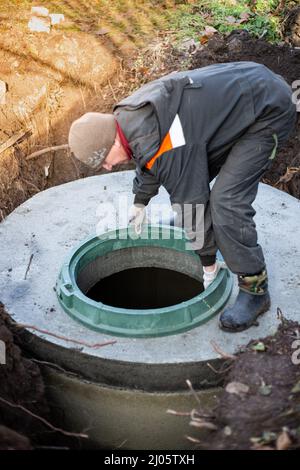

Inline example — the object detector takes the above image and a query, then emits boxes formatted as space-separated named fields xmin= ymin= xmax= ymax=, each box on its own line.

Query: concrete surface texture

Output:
xmin=0 ymin=170 xmax=299 ymax=390
xmin=44 ymin=366 xmax=221 ymax=450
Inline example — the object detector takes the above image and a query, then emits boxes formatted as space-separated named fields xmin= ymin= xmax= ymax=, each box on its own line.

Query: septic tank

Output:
xmin=1 ymin=170 xmax=299 ymax=449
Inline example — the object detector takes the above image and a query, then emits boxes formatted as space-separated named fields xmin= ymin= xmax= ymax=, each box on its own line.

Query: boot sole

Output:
xmin=219 ymin=300 xmax=271 ymax=333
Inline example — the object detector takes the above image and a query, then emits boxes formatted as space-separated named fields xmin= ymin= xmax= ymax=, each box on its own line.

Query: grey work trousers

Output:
xmin=197 ymin=111 xmax=297 ymax=275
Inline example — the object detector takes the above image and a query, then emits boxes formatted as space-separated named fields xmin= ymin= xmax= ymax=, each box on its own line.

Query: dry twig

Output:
xmin=189 ymin=420 xmax=217 ymax=431
xmin=108 ymin=79 xmax=117 ymax=101
xmin=31 ymin=358 xmax=78 ymax=376
xmin=186 ymin=379 xmax=201 ymax=405
xmin=191 ymin=408 xmax=213 ymax=420
xmin=15 ymin=323 xmax=117 ymax=349
xmin=26 ymin=144 xmax=69 ymax=160
xmin=210 ymin=340 xmax=237 ymax=361
xmin=166 ymin=409 xmax=191 ymax=416
xmin=0 ymin=396 xmax=88 ymax=439
xmin=185 ymin=435 xmax=201 ymax=444
xmin=21 ymin=178 xmax=40 ymax=193
xmin=275 ymin=167 xmax=300 ymax=187
xmin=206 ymin=361 xmax=233 ymax=375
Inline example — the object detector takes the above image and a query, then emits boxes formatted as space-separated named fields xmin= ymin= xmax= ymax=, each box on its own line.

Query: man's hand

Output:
xmin=203 ymin=260 xmax=226 ymax=289
xmin=128 ymin=204 xmax=146 ymax=235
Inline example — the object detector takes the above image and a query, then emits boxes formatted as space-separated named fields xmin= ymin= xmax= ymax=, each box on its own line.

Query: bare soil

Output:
xmin=283 ymin=6 xmax=300 ymax=47
xmin=191 ymin=315 xmax=300 ymax=450
xmin=2 ymin=299 xmax=300 ymax=450
xmin=0 ymin=303 xmax=49 ymax=449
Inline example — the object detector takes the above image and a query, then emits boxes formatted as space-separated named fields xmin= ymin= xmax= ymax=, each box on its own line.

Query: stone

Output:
xmin=227 ymin=37 xmax=243 ymax=52
xmin=49 ymin=13 xmax=65 ymax=26
xmin=207 ymin=36 xmax=227 ymax=53
xmin=180 ymin=38 xmax=197 ymax=52
xmin=28 ymin=16 xmax=51 ymax=33
xmin=31 ymin=6 xmax=49 ymax=17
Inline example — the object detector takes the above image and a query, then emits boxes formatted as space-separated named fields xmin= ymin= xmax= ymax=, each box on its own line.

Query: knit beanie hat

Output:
xmin=68 ymin=112 xmax=116 ymax=168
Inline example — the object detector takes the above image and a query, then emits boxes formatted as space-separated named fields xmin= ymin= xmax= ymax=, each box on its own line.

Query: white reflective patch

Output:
xmin=169 ymin=114 xmax=185 ymax=149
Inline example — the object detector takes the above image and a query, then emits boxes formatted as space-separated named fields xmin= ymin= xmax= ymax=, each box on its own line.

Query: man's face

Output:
xmin=102 ymin=135 xmax=131 ymax=171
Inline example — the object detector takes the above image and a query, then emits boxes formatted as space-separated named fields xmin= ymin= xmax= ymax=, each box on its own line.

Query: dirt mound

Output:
xmin=0 ymin=303 xmax=49 ymax=449
xmin=190 ymin=32 xmax=300 ymax=199
xmin=190 ymin=315 xmax=300 ymax=450
xmin=283 ymin=6 xmax=300 ymax=47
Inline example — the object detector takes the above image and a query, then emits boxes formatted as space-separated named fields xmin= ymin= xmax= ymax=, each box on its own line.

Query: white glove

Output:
xmin=128 ymin=204 xmax=146 ymax=235
xmin=203 ymin=260 xmax=227 ymax=289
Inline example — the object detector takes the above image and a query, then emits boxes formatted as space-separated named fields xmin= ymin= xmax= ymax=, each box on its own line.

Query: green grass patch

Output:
xmin=167 ymin=0 xmax=287 ymax=43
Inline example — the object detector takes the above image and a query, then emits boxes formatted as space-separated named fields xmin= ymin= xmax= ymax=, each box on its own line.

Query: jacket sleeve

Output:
xmin=132 ymin=166 xmax=161 ymax=206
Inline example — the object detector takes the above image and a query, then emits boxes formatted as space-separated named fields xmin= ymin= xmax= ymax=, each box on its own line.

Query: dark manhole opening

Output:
xmin=86 ymin=267 xmax=204 ymax=309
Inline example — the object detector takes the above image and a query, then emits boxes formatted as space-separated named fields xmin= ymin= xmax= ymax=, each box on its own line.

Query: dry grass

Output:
xmin=0 ymin=1 xmax=192 ymax=219
xmin=0 ymin=0 xmax=172 ymax=48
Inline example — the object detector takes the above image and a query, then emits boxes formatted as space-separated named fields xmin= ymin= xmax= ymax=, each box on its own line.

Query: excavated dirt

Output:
xmin=0 ymin=303 xmax=49 ymax=449
xmin=190 ymin=32 xmax=300 ymax=199
xmin=284 ymin=6 xmax=300 ymax=47
xmin=191 ymin=316 xmax=300 ymax=450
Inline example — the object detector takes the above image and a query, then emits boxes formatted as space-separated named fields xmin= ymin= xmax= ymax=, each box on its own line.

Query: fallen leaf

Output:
xmin=251 ymin=444 xmax=274 ymax=450
xmin=200 ymin=35 xmax=209 ymax=44
xmin=276 ymin=167 xmax=300 ymax=185
xmin=250 ymin=437 xmax=261 ymax=443
xmin=262 ymin=431 xmax=277 ymax=443
xmin=276 ymin=431 xmax=292 ymax=450
xmin=137 ymin=66 xmax=149 ymax=75
xmin=204 ymin=25 xmax=218 ymax=35
xmin=252 ymin=341 xmax=266 ymax=352
xmin=200 ymin=26 xmax=218 ymax=43
xmin=224 ymin=426 xmax=232 ymax=436
xmin=226 ymin=381 xmax=249 ymax=396
xmin=291 ymin=380 xmax=300 ymax=394
xmin=239 ymin=12 xmax=250 ymax=23
xmin=259 ymin=384 xmax=272 ymax=396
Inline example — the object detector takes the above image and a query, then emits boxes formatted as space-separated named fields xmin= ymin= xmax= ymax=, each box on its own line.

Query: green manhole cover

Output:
xmin=56 ymin=225 xmax=233 ymax=337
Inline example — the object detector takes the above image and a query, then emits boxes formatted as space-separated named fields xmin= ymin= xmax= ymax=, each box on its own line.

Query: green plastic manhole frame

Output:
xmin=56 ymin=225 xmax=233 ymax=338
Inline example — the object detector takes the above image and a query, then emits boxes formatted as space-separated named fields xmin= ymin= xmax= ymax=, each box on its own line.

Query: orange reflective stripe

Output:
xmin=145 ymin=131 xmax=172 ymax=170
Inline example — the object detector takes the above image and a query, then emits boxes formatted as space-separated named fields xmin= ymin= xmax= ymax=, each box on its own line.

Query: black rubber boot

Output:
xmin=219 ymin=269 xmax=271 ymax=332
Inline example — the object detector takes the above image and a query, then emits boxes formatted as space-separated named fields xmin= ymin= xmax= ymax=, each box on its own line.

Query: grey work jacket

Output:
xmin=113 ymin=61 xmax=294 ymax=207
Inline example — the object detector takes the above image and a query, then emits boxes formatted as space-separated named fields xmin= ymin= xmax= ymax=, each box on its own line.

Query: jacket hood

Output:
xmin=113 ymin=73 xmax=191 ymax=167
